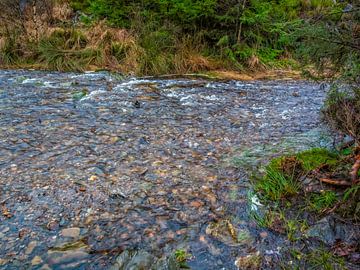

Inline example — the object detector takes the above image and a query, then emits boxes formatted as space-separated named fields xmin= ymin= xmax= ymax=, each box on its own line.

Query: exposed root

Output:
xmin=350 ymin=154 xmax=360 ymax=185
xmin=319 ymin=178 xmax=352 ymax=186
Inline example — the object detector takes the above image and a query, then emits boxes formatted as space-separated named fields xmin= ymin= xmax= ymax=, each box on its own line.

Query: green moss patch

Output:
xmin=296 ymin=148 xmax=338 ymax=171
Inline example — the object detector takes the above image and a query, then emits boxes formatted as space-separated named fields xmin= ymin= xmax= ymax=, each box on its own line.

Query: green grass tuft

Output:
xmin=255 ymin=165 xmax=300 ymax=201
xmin=174 ymin=249 xmax=191 ymax=268
xmin=308 ymin=191 xmax=338 ymax=213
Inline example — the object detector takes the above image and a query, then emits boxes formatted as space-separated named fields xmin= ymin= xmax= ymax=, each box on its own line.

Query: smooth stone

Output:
xmin=31 ymin=256 xmax=43 ymax=266
xmin=25 ymin=241 xmax=37 ymax=255
xmin=47 ymin=250 xmax=89 ymax=266
xmin=113 ymin=250 xmax=155 ymax=270
xmin=39 ymin=264 xmax=52 ymax=270
xmin=61 ymin=227 xmax=80 ymax=238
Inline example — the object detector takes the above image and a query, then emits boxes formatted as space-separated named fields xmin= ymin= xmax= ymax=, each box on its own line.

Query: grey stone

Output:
xmin=306 ymin=216 xmax=353 ymax=245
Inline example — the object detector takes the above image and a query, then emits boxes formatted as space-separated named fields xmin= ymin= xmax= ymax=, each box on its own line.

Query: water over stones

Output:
xmin=0 ymin=70 xmax=330 ymax=269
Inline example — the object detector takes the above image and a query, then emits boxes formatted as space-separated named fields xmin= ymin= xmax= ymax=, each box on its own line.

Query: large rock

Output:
xmin=110 ymin=250 xmax=180 ymax=270
xmin=306 ymin=216 xmax=359 ymax=245
xmin=234 ymin=252 xmax=261 ymax=270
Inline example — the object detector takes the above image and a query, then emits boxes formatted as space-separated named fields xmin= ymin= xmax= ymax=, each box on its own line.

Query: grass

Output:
xmin=255 ymin=165 xmax=300 ymax=201
xmin=0 ymin=20 xmax=299 ymax=75
xmin=306 ymin=248 xmax=346 ymax=270
xmin=285 ymin=247 xmax=346 ymax=270
xmin=37 ymin=29 xmax=103 ymax=72
xmin=252 ymin=147 xmax=358 ymax=242
xmin=174 ymin=249 xmax=191 ymax=268
xmin=308 ymin=190 xmax=338 ymax=213
xmin=0 ymin=36 xmax=19 ymax=65
xmin=255 ymin=147 xmax=341 ymax=203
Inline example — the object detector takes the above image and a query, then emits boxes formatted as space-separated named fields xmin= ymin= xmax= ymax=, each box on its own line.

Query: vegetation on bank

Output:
xmin=251 ymin=146 xmax=359 ymax=269
xmin=0 ymin=0 xmax=358 ymax=76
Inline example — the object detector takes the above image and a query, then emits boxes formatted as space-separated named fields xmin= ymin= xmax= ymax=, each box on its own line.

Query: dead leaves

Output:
xmin=1 ymin=206 xmax=12 ymax=218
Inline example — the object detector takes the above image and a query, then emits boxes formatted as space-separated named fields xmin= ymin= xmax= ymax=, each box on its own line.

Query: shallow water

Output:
xmin=0 ymin=70 xmax=331 ymax=269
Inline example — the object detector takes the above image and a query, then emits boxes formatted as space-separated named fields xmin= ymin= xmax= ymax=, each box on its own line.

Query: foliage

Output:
xmin=1 ymin=0 xmax=357 ymax=75
xmin=68 ymin=0 xmax=340 ymax=70
xmin=295 ymin=1 xmax=360 ymax=83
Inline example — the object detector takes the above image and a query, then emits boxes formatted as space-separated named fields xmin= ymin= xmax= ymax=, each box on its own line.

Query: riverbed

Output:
xmin=0 ymin=70 xmax=330 ymax=269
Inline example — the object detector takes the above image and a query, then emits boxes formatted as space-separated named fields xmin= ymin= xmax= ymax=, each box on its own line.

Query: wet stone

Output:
xmin=31 ymin=256 xmax=43 ymax=266
xmin=61 ymin=228 xmax=80 ymax=238
xmin=111 ymin=250 xmax=180 ymax=270
xmin=25 ymin=241 xmax=37 ymax=255
xmin=47 ymin=250 xmax=89 ymax=268
xmin=306 ymin=216 xmax=359 ymax=246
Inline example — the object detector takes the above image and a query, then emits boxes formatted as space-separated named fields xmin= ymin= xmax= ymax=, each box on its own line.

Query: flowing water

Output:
xmin=0 ymin=70 xmax=331 ymax=269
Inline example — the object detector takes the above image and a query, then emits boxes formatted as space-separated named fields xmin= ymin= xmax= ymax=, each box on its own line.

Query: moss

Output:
xmin=296 ymin=148 xmax=338 ymax=171
xmin=72 ymin=88 xmax=89 ymax=101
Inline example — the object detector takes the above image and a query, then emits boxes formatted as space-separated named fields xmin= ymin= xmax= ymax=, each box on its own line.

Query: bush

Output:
xmin=322 ymin=87 xmax=360 ymax=144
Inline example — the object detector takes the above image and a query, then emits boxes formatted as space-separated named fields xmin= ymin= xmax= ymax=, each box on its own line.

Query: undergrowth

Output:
xmin=253 ymin=146 xmax=359 ymax=240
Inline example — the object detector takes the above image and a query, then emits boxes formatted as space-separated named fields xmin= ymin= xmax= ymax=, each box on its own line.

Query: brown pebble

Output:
xmin=190 ymin=201 xmax=204 ymax=208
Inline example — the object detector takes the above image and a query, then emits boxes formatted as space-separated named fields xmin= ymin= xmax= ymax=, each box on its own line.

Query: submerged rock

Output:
xmin=206 ymin=219 xmax=254 ymax=247
xmin=61 ymin=227 xmax=80 ymax=238
xmin=110 ymin=250 xmax=180 ymax=270
xmin=234 ymin=252 xmax=261 ymax=270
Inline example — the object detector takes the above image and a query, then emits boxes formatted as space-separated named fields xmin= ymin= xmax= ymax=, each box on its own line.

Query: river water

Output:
xmin=0 ymin=70 xmax=331 ymax=269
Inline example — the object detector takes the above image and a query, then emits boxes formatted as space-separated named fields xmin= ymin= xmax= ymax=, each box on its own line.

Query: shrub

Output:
xmin=322 ymin=87 xmax=360 ymax=144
